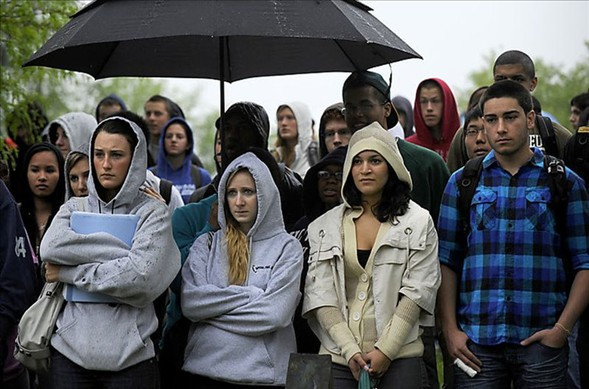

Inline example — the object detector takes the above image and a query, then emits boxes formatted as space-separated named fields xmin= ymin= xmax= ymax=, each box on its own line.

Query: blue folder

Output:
xmin=64 ymin=211 xmax=139 ymax=303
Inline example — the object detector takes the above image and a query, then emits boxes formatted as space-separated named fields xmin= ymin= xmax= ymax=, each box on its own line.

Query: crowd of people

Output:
xmin=1 ymin=49 xmax=588 ymax=389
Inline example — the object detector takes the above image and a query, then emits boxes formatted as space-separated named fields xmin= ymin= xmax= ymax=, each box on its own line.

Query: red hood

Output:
xmin=408 ymin=78 xmax=460 ymax=161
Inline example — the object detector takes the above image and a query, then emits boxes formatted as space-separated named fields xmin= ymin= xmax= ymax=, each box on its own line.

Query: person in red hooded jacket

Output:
xmin=406 ymin=78 xmax=460 ymax=161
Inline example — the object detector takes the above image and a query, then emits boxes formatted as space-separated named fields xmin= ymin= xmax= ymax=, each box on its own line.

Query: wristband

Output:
xmin=554 ymin=323 xmax=571 ymax=337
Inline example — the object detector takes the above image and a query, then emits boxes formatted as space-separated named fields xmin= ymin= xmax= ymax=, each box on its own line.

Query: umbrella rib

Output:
xmin=95 ymin=41 xmax=121 ymax=78
xmin=224 ymin=36 xmax=233 ymax=82
xmin=334 ymin=40 xmax=361 ymax=70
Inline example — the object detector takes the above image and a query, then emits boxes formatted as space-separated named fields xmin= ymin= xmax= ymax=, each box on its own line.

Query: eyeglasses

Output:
xmin=324 ymin=129 xmax=351 ymax=138
xmin=317 ymin=171 xmax=343 ymax=181
xmin=342 ymin=101 xmax=386 ymax=116
xmin=465 ymin=127 xmax=486 ymax=137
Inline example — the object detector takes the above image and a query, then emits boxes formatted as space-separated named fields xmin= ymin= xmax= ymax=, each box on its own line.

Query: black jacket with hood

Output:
xmin=189 ymin=102 xmax=304 ymax=231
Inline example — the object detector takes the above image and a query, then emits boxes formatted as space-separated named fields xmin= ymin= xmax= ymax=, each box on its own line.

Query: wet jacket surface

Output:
xmin=40 ymin=117 xmax=180 ymax=371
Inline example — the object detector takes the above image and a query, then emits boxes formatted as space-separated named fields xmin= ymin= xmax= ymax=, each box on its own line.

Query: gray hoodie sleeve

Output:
xmin=202 ymin=238 xmax=303 ymax=336
xmin=181 ymin=233 xmax=264 ymax=322
xmin=41 ymin=200 xmax=130 ymax=265
xmin=43 ymin=200 xmax=181 ymax=308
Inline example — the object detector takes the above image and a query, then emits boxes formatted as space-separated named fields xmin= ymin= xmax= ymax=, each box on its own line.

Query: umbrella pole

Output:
xmin=219 ymin=37 xmax=225 ymax=122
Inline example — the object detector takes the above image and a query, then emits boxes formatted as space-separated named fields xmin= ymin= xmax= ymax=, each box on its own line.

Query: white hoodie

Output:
xmin=47 ymin=112 xmax=97 ymax=153
xmin=276 ymin=101 xmax=317 ymax=178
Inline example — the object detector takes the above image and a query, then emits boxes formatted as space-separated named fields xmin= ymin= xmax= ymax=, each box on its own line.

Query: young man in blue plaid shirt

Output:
xmin=437 ymin=80 xmax=589 ymax=388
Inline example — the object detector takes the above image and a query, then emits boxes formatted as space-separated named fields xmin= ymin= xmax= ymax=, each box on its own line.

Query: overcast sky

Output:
xmin=160 ymin=1 xmax=588 ymax=129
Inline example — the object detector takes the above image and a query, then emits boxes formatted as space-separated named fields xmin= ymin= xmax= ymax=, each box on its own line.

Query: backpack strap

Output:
xmin=159 ymin=178 xmax=173 ymax=206
xmin=457 ymin=155 xmax=485 ymax=234
xmin=190 ymin=165 xmax=202 ymax=188
xmin=544 ymin=154 xmax=574 ymax=289
xmin=545 ymin=155 xmax=568 ymax=220
xmin=571 ymin=129 xmax=589 ymax=185
xmin=536 ymin=115 xmax=558 ymax=157
xmin=544 ymin=155 xmax=570 ymax=246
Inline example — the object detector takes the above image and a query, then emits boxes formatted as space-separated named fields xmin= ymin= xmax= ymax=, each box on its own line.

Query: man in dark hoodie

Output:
xmin=160 ymin=102 xmax=303 ymax=386
xmin=406 ymin=78 xmax=460 ymax=162
xmin=392 ymin=95 xmax=415 ymax=138
xmin=95 ymin=93 xmax=127 ymax=122
xmin=187 ymin=102 xmax=304 ymax=229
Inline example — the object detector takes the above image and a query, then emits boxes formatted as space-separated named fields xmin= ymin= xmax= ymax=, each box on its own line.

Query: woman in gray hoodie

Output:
xmin=181 ymin=152 xmax=303 ymax=387
xmin=41 ymin=117 xmax=180 ymax=387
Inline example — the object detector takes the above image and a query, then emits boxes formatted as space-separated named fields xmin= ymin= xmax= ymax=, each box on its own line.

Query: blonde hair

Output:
xmin=224 ymin=168 xmax=253 ymax=285
xmin=225 ymin=221 xmax=249 ymax=285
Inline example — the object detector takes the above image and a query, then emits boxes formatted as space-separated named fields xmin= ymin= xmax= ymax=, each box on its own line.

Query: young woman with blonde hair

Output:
xmin=181 ymin=152 xmax=303 ymax=388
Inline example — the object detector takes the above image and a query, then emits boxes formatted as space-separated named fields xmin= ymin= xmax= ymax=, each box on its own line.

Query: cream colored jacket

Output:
xmin=302 ymin=200 xmax=441 ymax=358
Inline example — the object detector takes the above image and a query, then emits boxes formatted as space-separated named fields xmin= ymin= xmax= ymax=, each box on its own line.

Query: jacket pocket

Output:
xmin=55 ymin=311 xmax=78 ymax=336
xmin=373 ymin=254 xmax=406 ymax=266
xmin=54 ymin=304 xmax=155 ymax=370
xmin=471 ymin=189 xmax=497 ymax=230
xmin=308 ymin=245 xmax=342 ymax=263
xmin=525 ymin=188 xmax=553 ymax=231
xmin=186 ymin=325 xmax=276 ymax=384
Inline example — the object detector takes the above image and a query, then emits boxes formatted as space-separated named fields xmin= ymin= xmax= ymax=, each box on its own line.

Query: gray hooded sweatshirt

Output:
xmin=40 ymin=117 xmax=180 ymax=371
xmin=181 ymin=152 xmax=303 ymax=385
xmin=48 ymin=112 xmax=97 ymax=153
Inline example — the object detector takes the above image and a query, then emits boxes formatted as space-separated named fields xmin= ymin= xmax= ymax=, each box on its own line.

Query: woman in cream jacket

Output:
xmin=303 ymin=122 xmax=441 ymax=389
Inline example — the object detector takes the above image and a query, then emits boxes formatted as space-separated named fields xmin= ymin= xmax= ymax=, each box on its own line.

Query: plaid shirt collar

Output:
xmin=483 ymin=147 xmax=544 ymax=171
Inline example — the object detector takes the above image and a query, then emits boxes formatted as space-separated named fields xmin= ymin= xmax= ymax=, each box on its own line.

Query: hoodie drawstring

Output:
xmin=311 ymin=229 xmax=325 ymax=282
xmin=404 ymin=227 xmax=412 ymax=278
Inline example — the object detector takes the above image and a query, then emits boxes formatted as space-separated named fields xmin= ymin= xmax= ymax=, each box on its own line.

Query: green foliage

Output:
xmin=56 ymin=76 xmax=166 ymax=116
xmin=456 ymin=51 xmax=497 ymax=111
xmin=461 ymin=44 xmax=589 ymax=129
xmin=0 ymin=0 xmax=217 ymax=176
xmin=533 ymin=44 xmax=589 ymax=127
xmin=1 ymin=0 xmax=79 ymax=167
xmin=191 ymin=109 xmax=219 ymax=174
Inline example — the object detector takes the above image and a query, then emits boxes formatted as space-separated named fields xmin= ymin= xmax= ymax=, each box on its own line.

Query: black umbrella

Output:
xmin=24 ymin=0 xmax=421 ymax=113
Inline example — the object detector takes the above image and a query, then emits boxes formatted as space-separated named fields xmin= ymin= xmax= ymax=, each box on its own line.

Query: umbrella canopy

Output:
xmin=25 ymin=0 xmax=420 ymax=81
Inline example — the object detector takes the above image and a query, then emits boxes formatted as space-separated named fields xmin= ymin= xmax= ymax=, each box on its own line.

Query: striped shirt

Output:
xmin=438 ymin=148 xmax=589 ymax=345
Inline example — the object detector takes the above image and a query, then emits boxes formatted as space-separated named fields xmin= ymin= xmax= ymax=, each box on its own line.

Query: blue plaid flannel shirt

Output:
xmin=438 ymin=148 xmax=589 ymax=345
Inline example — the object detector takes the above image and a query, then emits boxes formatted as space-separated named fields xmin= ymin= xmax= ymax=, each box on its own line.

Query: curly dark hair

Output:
xmin=343 ymin=161 xmax=411 ymax=223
